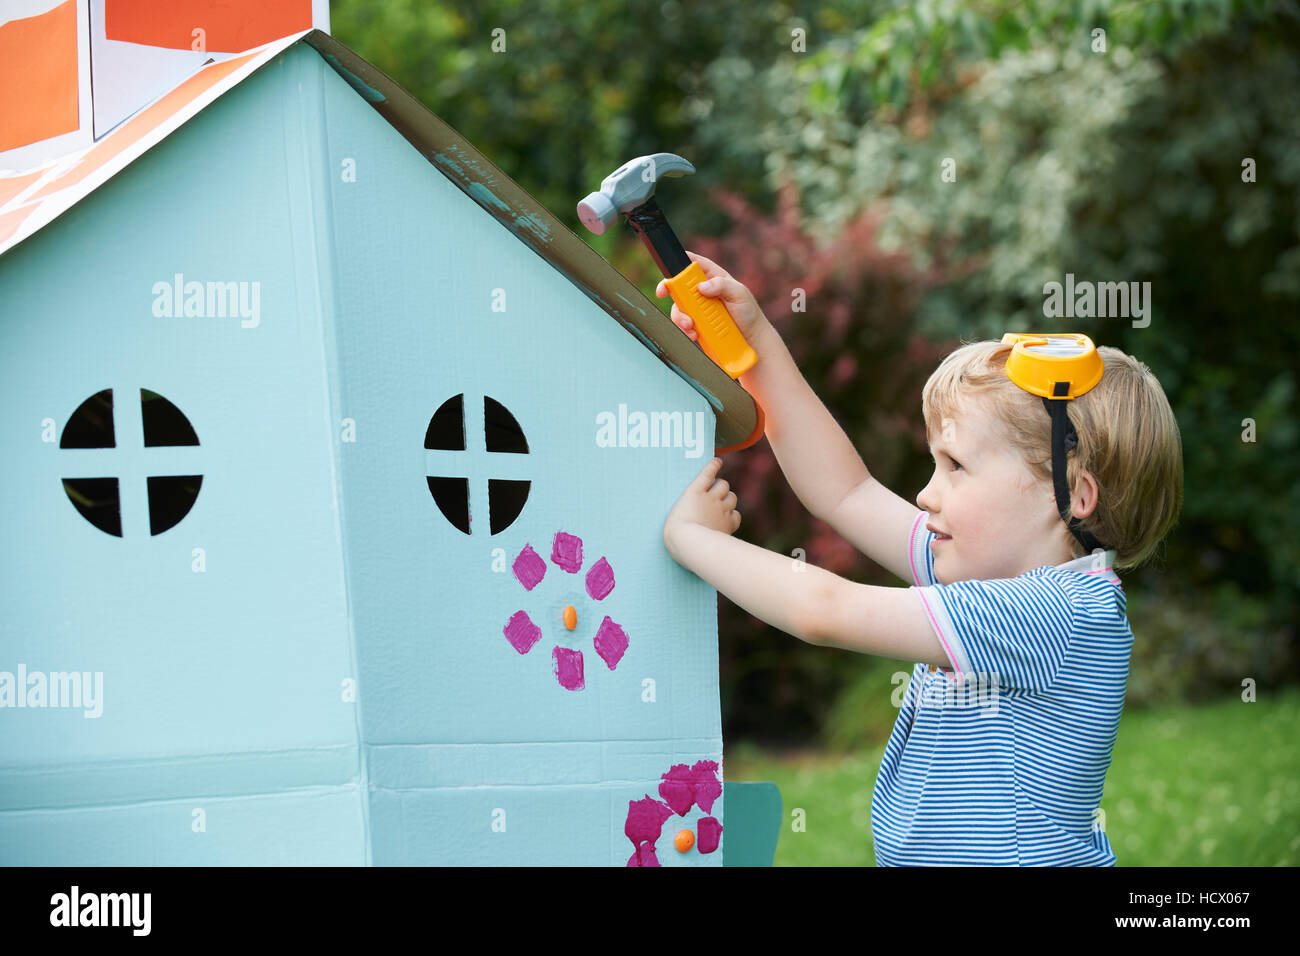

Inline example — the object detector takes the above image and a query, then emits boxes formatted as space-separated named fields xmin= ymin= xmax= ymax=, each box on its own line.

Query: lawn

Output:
xmin=723 ymin=687 xmax=1300 ymax=866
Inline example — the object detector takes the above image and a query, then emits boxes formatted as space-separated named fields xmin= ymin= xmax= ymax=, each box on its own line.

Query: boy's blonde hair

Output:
xmin=921 ymin=339 xmax=1184 ymax=571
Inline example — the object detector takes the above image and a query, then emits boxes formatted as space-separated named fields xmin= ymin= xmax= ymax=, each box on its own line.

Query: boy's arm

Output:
xmin=740 ymin=321 xmax=925 ymax=583
xmin=666 ymin=522 xmax=949 ymax=668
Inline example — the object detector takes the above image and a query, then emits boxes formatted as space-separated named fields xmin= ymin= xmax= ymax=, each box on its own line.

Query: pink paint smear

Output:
xmin=659 ymin=761 xmax=722 ymax=816
xmin=512 ymin=544 xmax=546 ymax=591
xmin=551 ymin=531 xmax=583 ymax=573
xmin=502 ymin=610 xmax=542 ymax=655
xmin=585 ymin=557 xmax=615 ymax=600
xmin=593 ymin=616 xmax=628 ymax=669
xmin=552 ymin=646 xmax=585 ymax=691
xmin=697 ymin=816 xmax=722 ymax=854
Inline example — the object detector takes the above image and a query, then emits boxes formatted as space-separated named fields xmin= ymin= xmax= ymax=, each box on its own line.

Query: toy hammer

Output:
xmin=577 ymin=153 xmax=757 ymax=378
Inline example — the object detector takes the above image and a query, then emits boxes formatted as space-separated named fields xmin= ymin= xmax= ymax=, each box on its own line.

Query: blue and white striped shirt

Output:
xmin=870 ymin=511 xmax=1132 ymax=866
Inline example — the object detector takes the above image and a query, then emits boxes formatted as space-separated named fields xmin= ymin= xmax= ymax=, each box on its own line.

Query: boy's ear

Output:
xmin=1071 ymin=468 xmax=1101 ymax=520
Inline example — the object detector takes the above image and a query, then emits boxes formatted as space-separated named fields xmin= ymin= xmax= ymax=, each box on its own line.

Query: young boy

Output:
xmin=658 ymin=252 xmax=1184 ymax=866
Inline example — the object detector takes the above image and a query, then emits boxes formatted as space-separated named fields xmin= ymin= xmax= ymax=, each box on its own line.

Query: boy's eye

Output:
xmin=949 ymin=460 xmax=963 ymax=471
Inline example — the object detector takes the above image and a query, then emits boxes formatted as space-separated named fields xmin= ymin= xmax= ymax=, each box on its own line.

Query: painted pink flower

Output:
xmin=625 ymin=761 xmax=724 ymax=866
xmin=504 ymin=530 xmax=626 ymax=691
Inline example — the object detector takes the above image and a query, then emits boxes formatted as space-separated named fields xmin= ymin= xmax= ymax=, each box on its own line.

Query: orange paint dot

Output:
xmin=563 ymin=605 xmax=577 ymax=630
xmin=675 ymin=828 xmax=695 ymax=853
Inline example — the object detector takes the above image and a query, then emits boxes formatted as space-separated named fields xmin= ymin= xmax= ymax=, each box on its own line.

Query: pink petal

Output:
xmin=552 ymin=645 xmax=585 ymax=690
xmin=691 ymin=760 xmax=722 ymax=814
xmin=551 ymin=531 xmax=583 ymax=573
xmin=625 ymin=796 xmax=674 ymax=846
xmin=697 ymin=816 xmax=723 ymax=854
xmin=593 ymin=616 xmax=628 ymax=670
xmin=585 ymin=556 xmax=615 ymax=600
xmin=511 ymin=544 xmax=546 ymax=591
xmin=503 ymin=611 xmax=541 ymax=654
xmin=659 ymin=764 xmax=696 ymax=816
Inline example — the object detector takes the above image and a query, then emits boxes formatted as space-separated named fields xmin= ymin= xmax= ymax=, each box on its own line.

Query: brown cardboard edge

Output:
xmin=303 ymin=31 xmax=760 ymax=451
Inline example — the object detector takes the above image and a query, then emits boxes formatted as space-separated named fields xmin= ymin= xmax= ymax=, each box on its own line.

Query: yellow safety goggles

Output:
xmin=1001 ymin=333 xmax=1106 ymax=553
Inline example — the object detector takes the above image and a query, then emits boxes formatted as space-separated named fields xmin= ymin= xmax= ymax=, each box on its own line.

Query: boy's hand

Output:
xmin=664 ymin=457 xmax=741 ymax=560
xmin=656 ymin=251 xmax=771 ymax=345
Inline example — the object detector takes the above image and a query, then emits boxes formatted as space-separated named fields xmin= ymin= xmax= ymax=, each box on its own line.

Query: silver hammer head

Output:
xmin=576 ymin=152 xmax=696 ymax=235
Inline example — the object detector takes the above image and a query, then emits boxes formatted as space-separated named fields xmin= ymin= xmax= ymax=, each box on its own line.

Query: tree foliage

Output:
xmin=330 ymin=1 xmax=1299 ymax=742
xmin=694 ymin=0 xmax=1300 ymax=739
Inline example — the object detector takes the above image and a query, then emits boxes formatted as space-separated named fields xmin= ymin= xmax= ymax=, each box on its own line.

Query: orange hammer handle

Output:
xmin=663 ymin=261 xmax=758 ymax=378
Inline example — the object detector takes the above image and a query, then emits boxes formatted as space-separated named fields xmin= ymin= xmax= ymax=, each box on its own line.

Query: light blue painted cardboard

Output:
xmin=0 ymin=42 xmax=725 ymax=865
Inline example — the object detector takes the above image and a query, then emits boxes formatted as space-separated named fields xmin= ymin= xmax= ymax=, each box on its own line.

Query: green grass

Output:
xmin=724 ymin=687 xmax=1300 ymax=866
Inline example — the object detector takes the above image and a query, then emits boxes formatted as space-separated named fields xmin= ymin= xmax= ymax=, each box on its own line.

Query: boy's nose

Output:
xmin=916 ymin=481 xmax=938 ymax=515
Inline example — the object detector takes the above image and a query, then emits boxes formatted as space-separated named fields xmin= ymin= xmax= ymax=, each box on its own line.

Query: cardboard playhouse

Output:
xmin=0 ymin=1 xmax=781 ymax=865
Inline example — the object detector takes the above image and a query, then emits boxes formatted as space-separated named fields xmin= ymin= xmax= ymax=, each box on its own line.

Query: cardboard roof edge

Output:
xmin=0 ymin=29 xmax=764 ymax=453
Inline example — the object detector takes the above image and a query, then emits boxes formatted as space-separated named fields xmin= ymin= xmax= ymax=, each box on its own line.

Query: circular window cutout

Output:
xmin=425 ymin=394 xmax=530 ymax=535
xmin=60 ymin=388 xmax=202 ymax=536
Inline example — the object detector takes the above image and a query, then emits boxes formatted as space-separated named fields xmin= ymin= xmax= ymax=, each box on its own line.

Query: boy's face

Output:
xmin=916 ymin=399 xmax=1073 ymax=583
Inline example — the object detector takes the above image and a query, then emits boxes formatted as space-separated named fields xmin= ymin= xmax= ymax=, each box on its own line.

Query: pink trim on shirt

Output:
xmin=914 ymin=587 xmax=964 ymax=684
xmin=1079 ymin=565 xmax=1124 ymax=589
xmin=908 ymin=511 xmax=927 ymax=586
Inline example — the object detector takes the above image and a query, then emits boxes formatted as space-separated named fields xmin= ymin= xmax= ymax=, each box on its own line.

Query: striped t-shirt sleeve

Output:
xmin=911 ymin=575 xmax=1077 ymax=693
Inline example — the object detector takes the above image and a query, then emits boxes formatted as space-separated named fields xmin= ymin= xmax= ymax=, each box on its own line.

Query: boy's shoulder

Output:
xmin=1024 ymin=549 xmax=1128 ymax=619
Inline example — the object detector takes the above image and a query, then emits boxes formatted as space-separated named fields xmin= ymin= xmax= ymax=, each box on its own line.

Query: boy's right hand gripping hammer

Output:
xmin=577 ymin=153 xmax=758 ymax=378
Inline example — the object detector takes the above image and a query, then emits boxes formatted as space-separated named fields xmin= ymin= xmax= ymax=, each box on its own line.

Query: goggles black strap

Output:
xmin=1043 ymin=394 xmax=1105 ymax=555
